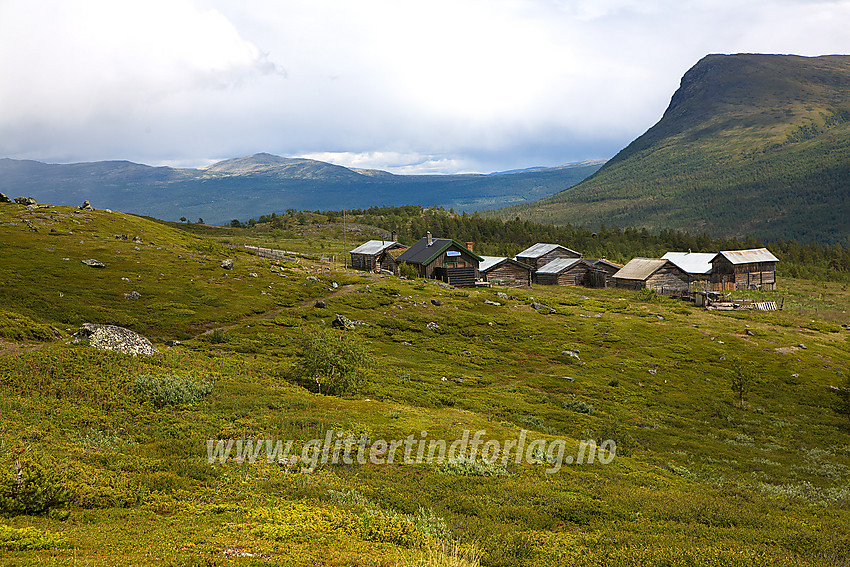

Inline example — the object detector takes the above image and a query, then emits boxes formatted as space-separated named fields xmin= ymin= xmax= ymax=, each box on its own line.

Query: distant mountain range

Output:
xmin=500 ymin=54 xmax=850 ymax=245
xmin=0 ymin=153 xmax=604 ymax=225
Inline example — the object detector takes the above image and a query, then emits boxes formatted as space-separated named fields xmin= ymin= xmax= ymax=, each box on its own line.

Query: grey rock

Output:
xmin=563 ymin=376 xmax=576 ymax=382
xmin=426 ymin=322 xmax=440 ymax=330
xmin=563 ymin=349 xmax=581 ymax=360
xmin=164 ymin=340 xmax=181 ymax=347
xmin=331 ymin=282 xmax=338 ymax=289
xmin=0 ymin=192 xmax=11 ymax=203
xmin=114 ymin=234 xmax=128 ymax=240
xmin=451 ymin=378 xmax=464 ymax=384
xmin=221 ymin=259 xmax=234 ymax=270
xmin=306 ymin=276 xmax=319 ymax=282
xmin=648 ymin=368 xmax=658 ymax=376
xmin=431 ymin=299 xmax=442 ymax=306
xmin=132 ymin=236 xmax=142 ymax=243
xmin=61 ymin=257 xmax=70 ymax=261
xmin=531 ymin=302 xmax=555 ymax=313
xmin=798 ymin=343 xmax=807 ymax=349
xmin=72 ymin=323 xmax=159 ymax=356
xmin=81 ymin=259 xmax=105 ymax=268
xmin=79 ymin=200 xmax=93 ymax=211
xmin=14 ymin=196 xmax=37 ymax=206
xmin=484 ymin=299 xmax=501 ymax=306
xmin=332 ymin=313 xmax=355 ymax=331
xmin=314 ymin=300 xmax=326 ymax=308
xmin=656 ymin=315 xmax=664 ymax=321
xmin=125 ymin=291 xmax=141 ymax=300
xmin=746 ymin=330 xmax=755 ymax=336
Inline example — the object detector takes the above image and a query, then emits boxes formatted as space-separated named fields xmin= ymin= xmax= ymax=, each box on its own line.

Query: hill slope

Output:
xmin=1 ymin=201 xmax=850 ymax=565
xmin=0 ymin=153 xmax=603 ymax=224
xmin=501 ymin=54 xmax=850 ymax=245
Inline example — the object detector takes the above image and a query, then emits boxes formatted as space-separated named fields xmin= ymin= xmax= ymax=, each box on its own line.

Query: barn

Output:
xmin=349 ymin=238 xmax=407 ymax=272
xmin=479 ymin=256 xmax=533 ymax=287
xmin=515 ymin=243 xmax=581 ymax=271
xmin=661 ymin=251 xmax=715 ymax=284
xmin=534 ymin=258 xmax=588 ymax=286
xmin=582 ymin=259 xmax=622 ymax=288
xmin=612 ymin=258 xmax=690 ymax=294
xmin=710 ymin=248 xmax=778 ymax=291
xmin=396 ymin=232 xmax=483 ymax=287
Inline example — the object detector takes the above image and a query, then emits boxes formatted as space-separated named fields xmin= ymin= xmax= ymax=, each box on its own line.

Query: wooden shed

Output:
xmin=396 ymin=232 xmax=483 ymax=287
xmin=661 ymin=251 xmax=715 ymax=283
xmin=479 ymin=256 xmax=533 ymax=287
xmin=350 ymin=238 xmax=407 ymax=272
xmin=534 ymin=258 xmax=588 ymax=286
xmin=612 ymin=258 xmax=690 ymax=294
xmin=710 ymin=248 xmax=778 ymax=291
xmin=581 ymin=259 xmax=622 ymax=288
xmin=515 ymin=243 xmax=581 ymax=271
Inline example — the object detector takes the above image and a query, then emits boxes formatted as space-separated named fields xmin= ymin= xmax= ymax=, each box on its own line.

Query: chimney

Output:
xmin=392 ymin=230 xmax=398 ymax=243
xmin=426 ymin=231 xmax=433 ymax=246
xmin=466 ymin=242 xmax=474 ymax=253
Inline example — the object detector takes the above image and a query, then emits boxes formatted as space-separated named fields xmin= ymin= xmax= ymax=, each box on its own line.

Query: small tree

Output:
xmin=180 ymin=217 xmax=187 ymax=223
xmin=295 ymin=326 xmax=368 ymax=395
xmin=198 ymin=218 xmax=204 ymax=224
xmin=730 ymin=361 xmax=757 ymax=408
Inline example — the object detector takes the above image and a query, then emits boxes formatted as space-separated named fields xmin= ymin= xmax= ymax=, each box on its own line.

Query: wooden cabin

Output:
xmin=710 ymin=248 xmax=778 ymax=291
xmin=350 ymin=236 xmax=407 ymax=272
xmin=396 ymin=232 xmax=483 ymax=287
xmin=515 ymin=243 xmax=581 ymax=271
xmin=581 ymin=259 xmax=622 ymax=288
xmin=612 ymin=258 xmax=690 ymax=294
xmin=479 ymin=256 xmax=533 ymax=287
xmin=377 ymin=247 xmax=407 ymax=275
xmin=534 ymin=258 xmax=587 ymax=286
xmin=661 ymin=251 xmax=715 ymax=288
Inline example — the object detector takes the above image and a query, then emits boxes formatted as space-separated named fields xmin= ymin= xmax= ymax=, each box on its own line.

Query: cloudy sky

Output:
xmin=1 ymin=0 xmax=849 ymax=174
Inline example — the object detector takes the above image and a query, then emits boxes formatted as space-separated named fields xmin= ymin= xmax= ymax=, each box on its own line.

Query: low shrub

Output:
xmin=438 ymin=456 xmax=510 ymax=477
xmin=0 ymin=525 xmax=67 ymax=550
xmin=133 ymin=374 xmax=214 ymax=407
xmin=0 ymin=457 xmax=69 ymax=515
xmin=562 ymin=400 xmax=595 ymax=415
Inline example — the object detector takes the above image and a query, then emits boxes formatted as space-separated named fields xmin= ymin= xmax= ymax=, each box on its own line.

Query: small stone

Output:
xmin=314 ymin=300 xmax=326 ymax=308
xmin=81 ymin=259 xmax=105 ymax=268
xmin=563 ymin=376 xmax=575 ymax=382
xmin=124 ymin=291 xmax=141 ymax=300
xmin=431 ymin=299 xmax=442 ymax=306
xmin=426 ymin=321 xmax=440 ymax=330
xmin=656 ymin=315 xmax=664 ymax=320
xmin=563 ymin=349 xmax=581 ymax=360
xmin=746 ymin=330 xmax=755 ymax=336
xmin=61 ymin=257 xmax=70 ymax=261
xmin=798 ymin=343 xmax=807 ymax=350
xmin=249 ymin=272 xmax=258 ymax=278
xmin=332 ymin=313 xmax=355 ymax=331
xmin=164 ymin=340 xmax=181 ymax=347
xmin=132 ymin=236 xmax=142 ymax=243
xmin=114 ymin=234 xmax=128 ymax=240
xmin=331 ymin=282 xmax=338 ymax=289
xmin=121 ymin=277 xmax=130 ymax=282
xmin=648 ymin=368 xmax=658 ymax=376
xmin=484 ymin=299 xmax=501 ymax=306
xmin=221 ymin=259 xmax=234 ymax=270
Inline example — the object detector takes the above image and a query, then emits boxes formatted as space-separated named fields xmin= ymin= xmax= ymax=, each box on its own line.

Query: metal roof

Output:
xmin=479 ymin=256 xmax=533 ymax=272
xmin=395 ymin=236 xmax=484 ymax=265
xmin=716 ymin=248 xmax=779 ymax=265
xmin=349 ymin=240 xmax=404 ymax=255
xmin=662 ymin=251 xmax=715 ymax=275
xmin=536 ymin=257 xmax=583 ymax=274
xmin=612 ymin=258 xmax=670 ymax=281
xmin=584 ymin=258 xmax=623 ymax=271
xmin=516 ymin=243 xmax=581 ymax=259
xmin=479 ymin=256 xmax=507 ymax=272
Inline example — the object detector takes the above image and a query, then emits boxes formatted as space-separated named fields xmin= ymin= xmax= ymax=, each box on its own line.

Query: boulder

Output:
xmin=484 ymin=299 xmax=501 ymax=306
xmin=132 ymin=236 xmax=142 ymax=243
xmin=332 ymin=314 xmax=355 ymax=331
xmin=221 ymin=259 xmax=234 ymax=270
xmin=314 ymin=300 xmax=326 ymax=308
xmin=81 ymin=259 xmax=105 ymax=268
xmin=79 ymin=200 xmax=94 ymax=211
xmin=426 ymin=321 xmax=440 ymax=331
xmin=72 ymin=323 xmax=159 ymax=355
xmin=114 ymin=234 xmax=129 ymax=241
xmin=124 ymin=291 xmax=141 ymax=300
xmin=531 ymin=302 xmax=555 ymax=313
xmin=0 ymin=192 xmax=11 ymax=203
xmin=431 ymin=299 xmax=442 ymax=306
xmin=14 ymin=196 xmax=37 ymax=206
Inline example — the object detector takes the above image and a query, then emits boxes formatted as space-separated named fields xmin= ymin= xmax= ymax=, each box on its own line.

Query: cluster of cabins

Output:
xmin=349 ymin=232 xmax=778 ymax=293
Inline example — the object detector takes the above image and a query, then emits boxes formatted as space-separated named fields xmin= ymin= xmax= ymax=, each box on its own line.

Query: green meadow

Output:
xmin=1 ymin=203 xmax=850 ymax=566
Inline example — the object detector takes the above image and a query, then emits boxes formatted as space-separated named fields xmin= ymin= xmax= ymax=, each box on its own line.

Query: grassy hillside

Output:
xmin=2 ymin=200 xmax=850 ymax=565
xmin=0 ymin=154 xmax=603 ymax=225
xmin=500 ymin=54 xmax=850 ymax=245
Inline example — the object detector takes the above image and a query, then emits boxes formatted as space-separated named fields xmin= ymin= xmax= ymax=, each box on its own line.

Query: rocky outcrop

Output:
xmin=332 ymin=314 xmax=355 ymax=331
xmin=79 ymin=200 xmax=94 ymax=210
xmin=0 ymin=192 xmax=11 ymax=203
xmin=14 ymin=196 xmax=37 ymax=206
xmin=72 ymin=323 xmax=159 ymax=355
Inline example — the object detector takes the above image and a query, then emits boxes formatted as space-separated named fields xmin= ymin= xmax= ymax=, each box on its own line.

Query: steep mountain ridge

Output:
xmin=503 ymin=54 xmax=850 ymax=245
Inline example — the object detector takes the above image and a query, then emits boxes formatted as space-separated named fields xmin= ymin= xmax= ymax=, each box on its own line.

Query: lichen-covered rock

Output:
xmin=72 ymin=323 xmax=159 ymax=355
xmin=332 ymin=314 xmax=355 ymax=331
xmin=79 ymin=200 xmax=94 ymax=210
xmin=221 ymin=259 xmax=234 ymax=270
xmin=81 ymin=259 xmax=105 ymax=268
xmin=14 ymin=196 xmax=37 ymax=206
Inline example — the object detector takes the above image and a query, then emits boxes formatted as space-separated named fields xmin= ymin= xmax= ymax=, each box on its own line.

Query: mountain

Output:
xmin=0 ymin=153 xmax=603 ymax=224
xmin=500 ymin=54 xmax=850 ymax=245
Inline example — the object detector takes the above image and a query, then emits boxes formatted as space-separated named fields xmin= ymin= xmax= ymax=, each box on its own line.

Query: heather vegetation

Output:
xmin=1 ymin=202 xmax=850 ymax=565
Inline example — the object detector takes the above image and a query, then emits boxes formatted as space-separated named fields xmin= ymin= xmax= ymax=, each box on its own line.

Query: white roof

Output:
xmin=516 ymin=243 xmax=580 ymax=258
xmin=536 ymin=257 xmax=583 ymax=274
xmin=479 ymin=256 xmax=507 ymax=271
xmin=349 ymin=240 xmax=401 ymax=255
xmin=717 ymin=248 xmax=779 ymax=264
xmin=662 ymin=252 xmax=715 ymax=275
